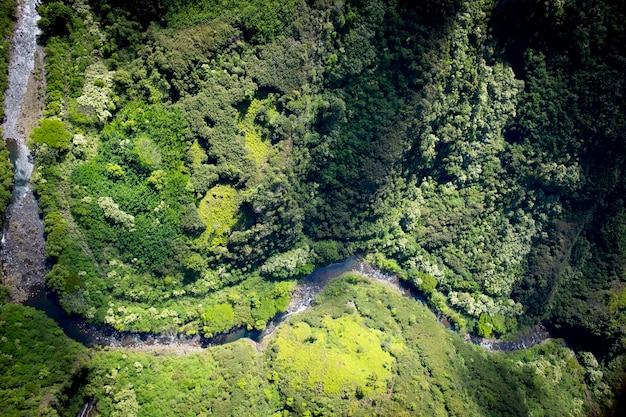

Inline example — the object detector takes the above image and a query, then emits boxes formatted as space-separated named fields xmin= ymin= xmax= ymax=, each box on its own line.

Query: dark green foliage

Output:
xmin=43 ymin=212 xmax=68 ymax=258
xmin=0 ymin=305 xmax=90 ymax=416
xmin=38 ymin=1 xmax=73 ymax=38
xmin=160 ymin=0 xmax=300 ymax=43
xmin=311 ymin=240 xmax=345 ymax=265
xmin=0 ymin=0 xmax=15 ymax=231
xmin=0 ymin=139 xmax=12 ymax=229
xmin=0 ymin=285 xmax=10 ymax=304
xmin=0 ymin=0 xmax=15 ymax=122
xmin=179 ymin=203 xmax=206 ymax=236
xmin=491 ymin=0 xmax=626 ymax=356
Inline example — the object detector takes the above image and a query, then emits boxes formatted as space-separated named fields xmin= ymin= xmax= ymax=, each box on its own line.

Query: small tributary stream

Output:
xmin=0 ymin=0 xmax=549 ymax=354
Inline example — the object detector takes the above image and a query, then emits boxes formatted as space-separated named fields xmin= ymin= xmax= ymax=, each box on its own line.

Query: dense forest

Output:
xmin=1 ymin=0 xmax=626 ymax=415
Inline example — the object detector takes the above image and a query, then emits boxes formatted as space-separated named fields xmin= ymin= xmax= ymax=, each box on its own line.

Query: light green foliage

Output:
xmin=187 ymin=140 xmax=206 ymax=166
xmin=30 ymin=118 xmax=72 ymax=150
xmin=76 ymin=60 xmax=113 ymax=123
xmin=110 ymin=384 xmax=139 ymax=417
xmin=260 ymin=246 xmax=312 ymax=279
xmin=92 ymin=264 xmax=293 ymax=334
xmin=74 ymin=276 xmax=592 ymax=416
xmin=272 ymin=315 xmax=395 ymax=396
xmin=106 ymin=163 xmax=124 ymax=178
xmin=478 ymin=313 xmax=494 ymax=337
xmin=81 ymin=342 xmax=275 ymax=416
xmin=265 ymin=275 xmax=592 ymax=416
xmin=97 ymin=196 xmax=135 ymax=230
xmin=133 ymin=136 xmax=162 ymax=169
xmin=414 ymin=270 xmax=438 ymax=294
xmin=197 ymin=184 xmax=240 ymax=246
xmin=238 ymin=96 xmax=277 ymax=167
xmin=203 ymin=303 xmax=235 ymax=337
xmin=365 ymin=252 xmax=402 ymax=274
xmin=146 ymin=169 xmax=166 ymax=190
xmin=607 ymin=286 xmax=626 ymax=314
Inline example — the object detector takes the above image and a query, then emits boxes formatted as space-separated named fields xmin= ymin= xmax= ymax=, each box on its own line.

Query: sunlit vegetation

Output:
xmin=196 ymin=184 xmax=240 ymax=247
xmin=30 ymin=118 xmax=72 ymax=150
xmin=0 ymin=0 xmax=623 ymax=413
xmin=238 ymin=96 xmax=275 ymax=168
xmin=75 ymin=275 xmax=592 ymax=416
xmin=271 ymin=315 xmax=396 ymax=396
xmin=82 ymin=342 xmax=271 ymax=417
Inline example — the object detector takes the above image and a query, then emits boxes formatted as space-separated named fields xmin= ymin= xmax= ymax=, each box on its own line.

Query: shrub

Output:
xmin=31 ymin=119 xmax=71 ymax=151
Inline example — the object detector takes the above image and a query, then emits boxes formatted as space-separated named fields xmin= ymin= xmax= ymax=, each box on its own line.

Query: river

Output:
xmin=21 ymin=255 xmax=552 ymax=352
xmin=0 ymin=0 xmax=47 ymax=303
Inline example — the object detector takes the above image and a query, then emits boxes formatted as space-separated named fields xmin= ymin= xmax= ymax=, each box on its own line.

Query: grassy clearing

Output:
xmin=272 ymin=314 xmax=396 ymax=396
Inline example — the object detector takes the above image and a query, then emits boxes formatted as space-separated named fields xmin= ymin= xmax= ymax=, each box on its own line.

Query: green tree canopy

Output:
xmin=31 ymin=119 xmax=71 ymax=151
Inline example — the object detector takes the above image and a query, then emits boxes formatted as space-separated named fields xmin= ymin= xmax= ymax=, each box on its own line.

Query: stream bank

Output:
xmin=0 ymin=0 xmax=46 ymax=303
xmin=25 ymin=255 xmax=550 ymax=353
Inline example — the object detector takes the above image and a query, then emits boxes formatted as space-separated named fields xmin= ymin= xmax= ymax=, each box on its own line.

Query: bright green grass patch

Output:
xmin=197 ymin=184 xmax=240 ymax=246
xmin=272 ymin=314 xmax=396 ymax=396
xmin=238 ymin=97 xmax=276 ymax=168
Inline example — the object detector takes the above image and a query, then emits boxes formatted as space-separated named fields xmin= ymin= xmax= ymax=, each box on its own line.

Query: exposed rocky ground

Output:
xmin=1 ymin=46 xmax=46 ymax=302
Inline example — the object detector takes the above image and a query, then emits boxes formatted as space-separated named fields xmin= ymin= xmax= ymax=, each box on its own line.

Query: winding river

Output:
xmin=0 ymin=0 xmax=549 ymax=354
xmin=22 ymin=256 xmax=551 ymax=352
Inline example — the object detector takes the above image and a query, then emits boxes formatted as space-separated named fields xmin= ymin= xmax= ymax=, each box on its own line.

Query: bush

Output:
xmin=31 ymin=119 xmax=71 ymax=151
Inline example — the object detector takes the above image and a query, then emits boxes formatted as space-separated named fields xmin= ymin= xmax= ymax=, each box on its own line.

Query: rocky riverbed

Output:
xmin=0 ymin=0 xmax=46 ymax=302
